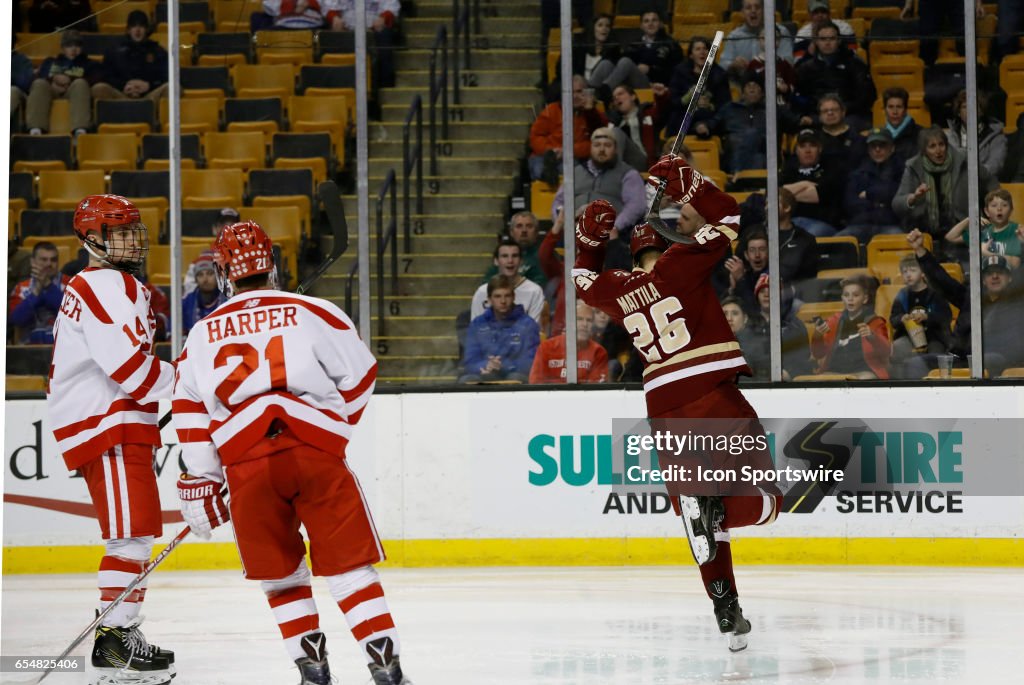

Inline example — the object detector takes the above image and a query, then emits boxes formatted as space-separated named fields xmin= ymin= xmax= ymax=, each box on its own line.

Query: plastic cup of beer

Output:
xmin=936 ymin=354 xmax=955 ymax=379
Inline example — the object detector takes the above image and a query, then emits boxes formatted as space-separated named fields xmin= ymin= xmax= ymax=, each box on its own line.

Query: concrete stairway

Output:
xmin=313 ymin=0 xmax=544 ymax=384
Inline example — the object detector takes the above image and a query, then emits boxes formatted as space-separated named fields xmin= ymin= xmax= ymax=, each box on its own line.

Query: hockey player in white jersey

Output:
xmin=48 ymin=194 xmax=176 ymax=685
xmin=172 ymin=221 xmax=413 ymax=685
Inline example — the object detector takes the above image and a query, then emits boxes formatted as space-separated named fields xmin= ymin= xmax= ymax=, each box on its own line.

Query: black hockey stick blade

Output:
xmin=297 ymin=180 xmax=350 ymax=295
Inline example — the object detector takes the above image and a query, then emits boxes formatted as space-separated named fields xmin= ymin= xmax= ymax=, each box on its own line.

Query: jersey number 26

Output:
xmin=622 ymin=296 xmax=691 ymax=363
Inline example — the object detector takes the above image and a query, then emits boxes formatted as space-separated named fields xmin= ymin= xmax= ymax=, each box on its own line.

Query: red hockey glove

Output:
xmin=177 ymin=474 xmax=229 ymax=540
xmin=647 ymin=154 xmax=709 ymax=205
xmin=575 ymin=199 xmax=617 ymax=247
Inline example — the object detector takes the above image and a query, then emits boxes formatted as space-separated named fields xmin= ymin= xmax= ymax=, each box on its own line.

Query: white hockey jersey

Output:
xmin=47 ymin=267 xmax=175 ymax=470
xmin=172 ymin=289 xmax=377 ymax=479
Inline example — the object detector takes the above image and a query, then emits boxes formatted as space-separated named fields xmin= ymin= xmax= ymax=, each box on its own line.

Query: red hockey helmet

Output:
xmin=630 ymin=222 xmax=670 ymax=264
xmin=214 ymin=221 xmax=276 ymax=289
xmin=72 ymin=194 xmax=148 ymax=275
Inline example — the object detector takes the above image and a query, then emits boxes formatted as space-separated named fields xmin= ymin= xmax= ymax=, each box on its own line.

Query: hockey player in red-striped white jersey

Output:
xmin=573 ymin=156 xmax=783 ymax=653
xmin=48 ymin=195 xmax=176 ymax=684
xmin=172 ymin=221 xmax=412 ymax=685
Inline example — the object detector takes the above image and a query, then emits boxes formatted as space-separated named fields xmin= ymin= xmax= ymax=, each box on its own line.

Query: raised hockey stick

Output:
xmin=645 ymin=30 xmax=725 ymax=245
xmin=32 ymin=527 xmax=192 ymax=685
xmin=296 ymin=180 xmax=350 ymax=295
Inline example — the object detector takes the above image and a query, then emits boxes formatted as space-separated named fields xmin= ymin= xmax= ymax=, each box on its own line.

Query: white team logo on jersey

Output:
xmin=244 ymin=299 xmax=261 ymax=308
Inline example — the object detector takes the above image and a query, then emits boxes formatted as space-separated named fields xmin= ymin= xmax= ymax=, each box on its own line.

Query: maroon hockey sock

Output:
xmin=699 ymin=541 xmax=737 ymax=600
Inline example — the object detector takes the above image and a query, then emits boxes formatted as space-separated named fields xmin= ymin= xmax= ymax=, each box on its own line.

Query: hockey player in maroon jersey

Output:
xmin=573 ymin=155 xmax=783 ymax=652
xmin=172 ymin=221 xmax=413 ymax=685
xmin=48 ymin=195 xmax=176 ymax=684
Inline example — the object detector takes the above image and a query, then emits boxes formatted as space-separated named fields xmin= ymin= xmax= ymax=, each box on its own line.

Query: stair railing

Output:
xmin=376 ymin=169 xmax=400 ymax=336
xmin=452 ymin=0 xmax=472 ymax=92
xmin=428 ymin=25 xmax=450 ymax=176
xmin=402 ymin=94 xmax=424 ymax=253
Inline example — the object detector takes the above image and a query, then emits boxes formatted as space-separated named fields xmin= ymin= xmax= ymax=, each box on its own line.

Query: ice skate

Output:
xmin=680 ymin=495 xmax=724 ymax=565
xmin=366 ymin=637 xmax=413 ymax=684
xmin=91 ymin=619 xmax=172 ymax=685
xmin=711 ymin=582 xmax=752 ymax=653
xmin=295 ymin=632 xmax=334 ymax=685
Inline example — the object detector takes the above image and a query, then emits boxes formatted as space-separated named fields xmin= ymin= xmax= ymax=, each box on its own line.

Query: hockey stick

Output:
xmin=32 ymin=527 xmax=191 ymax=685
xmin=296 ymin=180 xmax=350 ymax=295
xmin=645 ymin=30 xmax=725 ymax=245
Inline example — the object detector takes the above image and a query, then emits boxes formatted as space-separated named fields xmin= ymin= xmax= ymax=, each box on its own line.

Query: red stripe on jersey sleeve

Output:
xmin=53 ymin=399 xmax=158 ymax=441
xmin=111 ymin=351 xmax=147 ymax=384
xmin=267 ymin=585 xmax=314 ymax=608
xmin=172 ymin=399 xmax=207 ymax=414
xmin=340 ymin=363 xmax=378 ymax=403
xmin=69 ymin=278 xmax=113 ymax=324
xmin=347 ymin=406 xmax=367 ymax=425
xmin=121 ymin=271 xmax=138 ymax=302
xmin=129 ymin=357 xmax=164 ymax=400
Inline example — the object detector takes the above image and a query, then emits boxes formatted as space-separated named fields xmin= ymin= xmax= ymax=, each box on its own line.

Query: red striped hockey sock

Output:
xmin=328 ymin=567 xmax=400 ymax=666
xmin=265 ymin=584 xmax=321 ymax=661
xmin=98 ymin=555 xmax=147 ymax=626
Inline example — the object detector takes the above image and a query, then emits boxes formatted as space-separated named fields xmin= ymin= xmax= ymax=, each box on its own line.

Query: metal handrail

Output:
xmin=402 ymin=94 xmax=424 ymax=253
xmin=376 ymin=169 xmax=399 ymax=336
xmin=344 ymin=260 xmax=359 ymax=323
xmin=452 ymin=0 xmax=471 ymax=99
xmin=428 ymin=25 xmax=449 ymax=176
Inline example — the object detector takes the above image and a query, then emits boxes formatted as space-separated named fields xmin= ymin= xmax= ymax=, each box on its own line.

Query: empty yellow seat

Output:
xmin=181 ymin=169 xmax=245 ymax=209
xmin=203 ymin=131 xmax=266 ymax=171
xmin=38 ymin=170 xmax=106 ymax=210
xmin=77 ymin=133 xmax=139 ymax=173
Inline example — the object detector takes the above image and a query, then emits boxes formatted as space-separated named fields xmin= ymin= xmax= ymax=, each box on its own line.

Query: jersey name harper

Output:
xmin=205 ymin=305 xmax=299 ymax=343
xmin=616 ymin=282 xmax=663 ymax=315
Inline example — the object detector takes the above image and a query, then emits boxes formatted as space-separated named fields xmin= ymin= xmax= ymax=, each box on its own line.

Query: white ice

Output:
xmin=2 ymin=566 xmax=1021 ymax=684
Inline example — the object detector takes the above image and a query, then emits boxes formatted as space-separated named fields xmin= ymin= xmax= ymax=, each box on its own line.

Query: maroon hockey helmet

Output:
xmin=72 ymin=194 xmax=148 ymax=275
xmin=630 ymin=222 xmax=670 ymax=264
xmin=214 ymin=221 xmax=277 ymax=290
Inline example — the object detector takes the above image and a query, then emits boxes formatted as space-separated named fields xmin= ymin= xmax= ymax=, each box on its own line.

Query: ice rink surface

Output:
xmin=2 ymin=566 xmax=1021 ymax=684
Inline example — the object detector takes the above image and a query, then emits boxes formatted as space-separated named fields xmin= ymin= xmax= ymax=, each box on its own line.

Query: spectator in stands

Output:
xmin=943 ymin=89 xmax=1007 ymax=179
xmin=28 ymin=0 xmax=94 ymax=34
xmin=905 ymin=0 xmax=984 ymax=66
xmin=881 ymin=87 xmax=923 ymax=164
xmin=482 ymin=212 xmax=547 ymax=287
xmin=840 ymin=128 xmax=905 ymax=240
xmin=529 ymin=74 xmax=608 ymax=185
xmin=8 ymin=241 xmax=70 ymax=344
xmin=142 ymin=269 xmax=170 ymax=342
xmin=263 ymin=0 xmax=339 ymax=28
xmin=591 ymin=307 xmax=630 ymax=381
xmin=722 ymin=294 xmax=769 ymax=381
xmin=184 ymin=208 xmax=240 ymax=294
xmin=777 ymin=188 xmax=820 ymax=285
xmin=666 ymin=35 xmax=732 ymax=140
xmin=182 ymin=252 xmax=227 ymax=336
xmin=893 ymin=126 xmax=998 ymax=250
xmin=11 ymin=43 xmax=34 ymax=132
xmin=996 ymin=0 xmax=1024 ymax=61
xmin=794 ymin=21 xmax=875 ymax=131
xmin=721 ymin=0 xmax=795 ymax=79
xmin=26 ymin=30 xmax=98 ymax=136
xmin=781 ymin=128 xmax=846 ymax=236
xmin=529 ymin=302 xmax=608 ymax=384
xmin=91 ymin=11 xmax=169 ymax=102
xmin=748 ymin=273 xmax=813 ymax=379
xmin=816 ymin=93 xmax=866 ymax=168
xmin=1001 ymin=112 xmax=1024 ymax=183
xmin=889 ymin=253 xmax=953 ymax=378
xmin=623 ymin=9 xmax=683 ymax=89
xmin=335 ymin=0 xmax=400 ymax=88
xmin=607 ymin=83 xmax=668 ymax=170
xmin=723 ymin=228 xmax=769 ymax=313
xmin=551 ymin=127 xmax=646 ymax=270
xmin=811 ymin=273 xmax=891 ymax=379
xmin=793 ymin=0 xmax=856 ymax=60
xmin=694 ymin=73 xmax=770 ymax=175
xmin=747 ymin=26 xmax=797 ymax=107
xmin=574 ymin=14 xmax=647 ymax=98
xmin=470 ymin=237 xmax=545 ymax=326
xmin=459 ymin=275 xmax=540 ymax=384
xmin=946 ymin=189 xmax=1023 ymax=270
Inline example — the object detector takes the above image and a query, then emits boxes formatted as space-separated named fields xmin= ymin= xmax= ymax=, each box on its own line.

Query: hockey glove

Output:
xmin=177 ymin=474 xmax=229 ymax=540
xmin=647 ymin=154 xmax=708 ymax=205
xmin=575 ymin=199 xmax=617 ymax=247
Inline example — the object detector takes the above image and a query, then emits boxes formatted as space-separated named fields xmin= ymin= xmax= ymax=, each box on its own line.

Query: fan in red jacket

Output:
xmin=810 ymin=273 xmax=891 ymax=379
xmin=528 ymin=301 xmax=608 ymax=383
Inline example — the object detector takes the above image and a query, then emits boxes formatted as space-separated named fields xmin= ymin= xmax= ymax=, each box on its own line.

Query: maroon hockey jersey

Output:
xmin=572 ymin=187 xmax=750 ymax=416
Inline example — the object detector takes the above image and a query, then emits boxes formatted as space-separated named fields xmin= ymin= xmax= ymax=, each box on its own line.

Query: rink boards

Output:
xmin=3 ymin=386 xmax=1023 ymax=572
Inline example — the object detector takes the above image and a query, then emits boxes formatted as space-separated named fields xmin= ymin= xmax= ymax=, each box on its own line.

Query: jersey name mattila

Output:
xmin=205 ymin=305 xmax=299 ymax=343
xmin=616 ymin=282 xmax=663 ymax=316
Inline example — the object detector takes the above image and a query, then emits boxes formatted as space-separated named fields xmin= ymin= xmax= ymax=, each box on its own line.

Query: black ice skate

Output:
xmin=710 ymin=580 xmax=752 ymax=653
xmin=91 ymin=619 xmax=172 ymax=685
xmin=366 ymin=637 xmax=413 ymax=684
xmin=295 ymin=632 xmax=332 ymax=685
xmin=679 ymin=495 xmax=724 ymax=565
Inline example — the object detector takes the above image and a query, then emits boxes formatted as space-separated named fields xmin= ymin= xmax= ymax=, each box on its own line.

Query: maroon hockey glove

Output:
xmin=177 ymin=474 xmax=229 ymax=540
xmin=647 ymin=154 xmax=709 ymax=205
xmin=575 ymin=199 xmax=617 ymax=247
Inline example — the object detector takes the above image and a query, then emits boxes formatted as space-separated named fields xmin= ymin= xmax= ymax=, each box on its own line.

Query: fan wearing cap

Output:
xmin=172 ymin=222 xmax=413 ymax=684
xmin=573 ymin=156 xmax=783 ymax=653
xmin=793 ymin=0 xmax=856 ymax=60
xmin=793 ymin=21 xmax=875 ymax=131
xmin=780 ymin=128 xmax=846 ymax=236
xmin=47 ymin=194 xmax=178 ymax=683
xmin=183 ymin=207 xmax=241 ymax=295
xmin=91 ymin=9 xmax=169 ymax=101
xmin=840 ymin=127 xmax=904 ymax=241
xmin=26 ymin=29 xmax=99 ymax=136
xmin=181 ymin=251 xmax=227 ymax=335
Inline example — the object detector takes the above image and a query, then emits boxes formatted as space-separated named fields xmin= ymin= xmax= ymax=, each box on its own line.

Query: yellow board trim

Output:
xmin=3 ymin=538 xmax=1022 ymax=574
